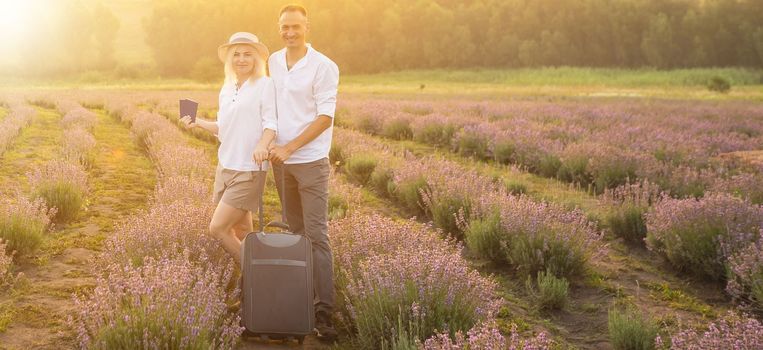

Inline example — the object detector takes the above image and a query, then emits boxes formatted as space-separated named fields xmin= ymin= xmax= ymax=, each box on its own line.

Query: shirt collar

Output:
xmin=278 ymin=43 xmax=313 ymax=71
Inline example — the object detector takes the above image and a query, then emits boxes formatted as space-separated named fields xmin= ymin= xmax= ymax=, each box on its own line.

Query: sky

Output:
xmin=0 ymin=0 xmax=152 ymax=67
xmin=0 ymin=0 xmax=35 ymax=64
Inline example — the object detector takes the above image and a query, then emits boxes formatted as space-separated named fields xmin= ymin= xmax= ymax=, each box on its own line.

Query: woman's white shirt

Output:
xmin=217 ymin=76 xmax=277 ymax=171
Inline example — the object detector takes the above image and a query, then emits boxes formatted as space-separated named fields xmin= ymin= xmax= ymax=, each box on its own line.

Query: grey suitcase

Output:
xmin=240 ymin=172 xmax=314 ymax=343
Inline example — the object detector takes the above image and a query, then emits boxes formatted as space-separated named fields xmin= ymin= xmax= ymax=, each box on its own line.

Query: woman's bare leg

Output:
xmin=233 ymin=211 xmax=253 ymax=241
xmin=209 ymin=201 xmax=248 ymax=264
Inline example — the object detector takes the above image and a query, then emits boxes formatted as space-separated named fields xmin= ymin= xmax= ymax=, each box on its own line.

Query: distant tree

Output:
xmin=58 ymin=0 xmax=95 ymax=72
xmin=518 ymin=40 xmax=540 ymax=67
xmin=143 ymin=0 xmax=224 ymax=76
xmin=641 ymin=13 xmax=675 ymax=68
xmin=92 ymin=3 xmax=120 ymax=69
xmin=754 ymin=28 xmax=763 ymax=67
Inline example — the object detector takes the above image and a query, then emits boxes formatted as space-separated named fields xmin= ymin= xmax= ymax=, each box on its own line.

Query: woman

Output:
xmin=181 ymin=32 xmax=276 ymax=264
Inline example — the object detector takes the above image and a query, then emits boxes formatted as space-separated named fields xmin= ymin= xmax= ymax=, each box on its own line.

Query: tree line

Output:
xmin=145 ymin=0 xmax=763 ymax=75
xmin=15 ymin=0 xmax=763 ymax=77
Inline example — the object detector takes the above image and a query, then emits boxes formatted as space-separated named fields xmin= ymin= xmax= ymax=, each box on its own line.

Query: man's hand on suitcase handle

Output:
xmin=268 ymin=144 xmax=295 ymax=164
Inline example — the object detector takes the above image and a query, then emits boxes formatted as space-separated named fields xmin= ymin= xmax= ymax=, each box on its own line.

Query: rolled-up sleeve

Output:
xmin=313 ymin=60 xmax=339 ymax=118
xmin=261 ymin=78 xmax=278 ymax=132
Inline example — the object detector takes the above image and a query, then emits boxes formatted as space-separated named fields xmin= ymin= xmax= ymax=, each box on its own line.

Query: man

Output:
xmin=267 ymin=4 xmax=339 ymax=342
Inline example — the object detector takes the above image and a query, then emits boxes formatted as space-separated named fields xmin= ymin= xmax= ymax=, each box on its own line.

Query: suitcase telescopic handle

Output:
xmin=265 ymin=221 xmax=290 ymax=230
xmin=262 ymin=85 xmax=291 ymax=233
xmin=258 ymin=163 xmax=265 ymax=233
xmin=258 ymin=161 xmax=290 ymax=233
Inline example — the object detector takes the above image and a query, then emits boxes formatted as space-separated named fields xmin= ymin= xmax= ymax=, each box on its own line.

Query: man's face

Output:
xmin=232 ymin=45 xmax=256 ymax=76
xmin=278 ymin=11 xmax=309 ymax=48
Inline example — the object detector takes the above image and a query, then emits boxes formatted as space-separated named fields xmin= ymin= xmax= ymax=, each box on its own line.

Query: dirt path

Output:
xmin=0 ymin=107 xmax=62 ymax=196
xmin=0 ymin=108 xmax=156 ymax=349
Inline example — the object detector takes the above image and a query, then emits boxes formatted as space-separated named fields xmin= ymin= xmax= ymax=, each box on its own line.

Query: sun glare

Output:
xmin=0 ymin=0 xmax=34 ymax=46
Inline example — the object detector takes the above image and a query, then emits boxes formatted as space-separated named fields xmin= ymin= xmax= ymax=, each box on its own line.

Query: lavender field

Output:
xmin=0 ymin=78 xmax=762 ymax=350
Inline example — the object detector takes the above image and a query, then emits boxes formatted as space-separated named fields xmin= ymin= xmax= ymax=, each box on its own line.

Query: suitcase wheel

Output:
xmin=260 ymin=334 xmax=270 ymax=342
xmin=297 ymin=336 xmax=305 ymax=344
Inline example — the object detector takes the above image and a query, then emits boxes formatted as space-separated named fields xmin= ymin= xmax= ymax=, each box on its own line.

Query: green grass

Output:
xmin=89 ymin=109 xmax=157 ymax=217
xmin=344 ymin=154 xmax=378 ymax=187
xmin=0 ymin=213 xmax=47 ymax=259
xmin=643 ymin=282 xmax=716 ymax=318
xmin=0 ymin=107 xmax=61 ymax=197
xmin=608 ymin=305 xmax=658 ymax=350
xmin=337 ymin=68 xmax=763 ymax=100
xmin=3 ymin=68 xmax=762 ymax=101
xmin=0 ymin=302 xmax=14 ymax=333
xmin=32 ymin=182 xmax=86 ymax=223
xmin=344 ymin=67 xmax=763 ymax=87
xmin=525 ymin=269 xmax=569 ymax=311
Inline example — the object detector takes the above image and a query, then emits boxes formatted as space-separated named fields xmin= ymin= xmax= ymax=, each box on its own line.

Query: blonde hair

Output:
xmin=223 ymin=44 xmax=266 ymax=85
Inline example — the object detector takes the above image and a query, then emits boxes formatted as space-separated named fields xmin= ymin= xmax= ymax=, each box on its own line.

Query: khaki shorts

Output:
xmin=213 ymin=165 xmax=266 ymax=213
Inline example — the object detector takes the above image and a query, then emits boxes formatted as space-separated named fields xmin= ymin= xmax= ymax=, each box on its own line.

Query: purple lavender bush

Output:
xmin=153 ymin=176 xmax=211 ymax=207
xmin=655 ymin=311 xmax=763 ymax=349
xmin=100 ymin=199 xmax=223 ymax=269
xmin=70 ymin=253 xmax=242 ymax=349
xmin=0 ymin=239 xmax=14 ymax=285
xmin=711 ymin=172 xmax=763 ymax=205
xmin=62 ymin=127 xmax=97 ymax=168
xmin=601 ymin=181 xmax=662 ymax=245
xmin=61 ymin=106 xmax=97 ymax=131
xmin=417 ymin=158 xmax=498 ymax=238
xmin=423 ymin=322 xmax=551 ymax=350
xmin=0 ymin=195 xmax=54 ymax=258
xmin=0 ymin=103 xmax=35 ymax=155
xmin=646 ymin=193 xmax=763 ymax=281
xmin=468 ymin=191 xmax=603 ymax=277
xmin=28 ymin=159 xmax=88 ymax=223
xmin=331 ymin=214 xmax=502 ymax=349
xmin=726 ymin=229 xmax=763 ymax=312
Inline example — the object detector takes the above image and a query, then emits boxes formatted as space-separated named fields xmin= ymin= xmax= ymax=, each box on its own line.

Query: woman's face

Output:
xmin=231 ymin=45 xmax=257 ymax=78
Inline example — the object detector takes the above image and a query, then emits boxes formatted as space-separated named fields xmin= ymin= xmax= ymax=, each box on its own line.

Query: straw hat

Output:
xmin=217 ymin=32 xmax=269 ymax=63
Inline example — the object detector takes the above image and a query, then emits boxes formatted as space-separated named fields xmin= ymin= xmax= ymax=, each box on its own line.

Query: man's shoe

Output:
xmin=314 ymin=310 xmax=338 ymax=342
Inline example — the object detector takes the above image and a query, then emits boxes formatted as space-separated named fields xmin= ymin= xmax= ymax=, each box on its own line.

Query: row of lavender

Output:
xmin=599 ymin=175 xmax=763 ymax=316
xmin=337 ymin=97 xmax=763 ymax=201
xmin=333 ymin=127 xmax=605 ymax=277
xmin=68 ymin=101 xmax=242 ymax=349
xmin=332 ymin=127 xmax=763 ymax=348
xmin=0 ymin=101 xmax=44 ymax=285
xmin=331 ymin=214 xmax=550 ymax=349
xmin=0 ymin=102 xmax=93 ymax=285
xmin=45 ymin=102 xmax=96 ymax=222
xmin=0 ymin=100 xmax=35 ymax=154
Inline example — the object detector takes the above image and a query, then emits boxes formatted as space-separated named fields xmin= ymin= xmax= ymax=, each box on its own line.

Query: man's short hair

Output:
xmin=280 ymin=4 xmax=307 ymax=17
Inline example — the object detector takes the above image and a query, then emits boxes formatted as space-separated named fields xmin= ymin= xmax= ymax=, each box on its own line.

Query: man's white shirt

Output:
xmin=268 ymin=44 xmax=339 ymax=164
